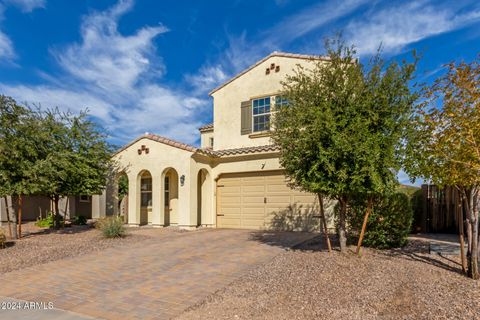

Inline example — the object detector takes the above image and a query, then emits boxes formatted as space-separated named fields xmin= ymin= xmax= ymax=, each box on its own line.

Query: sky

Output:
xmin=0 ymin=0 xmax=479 ymax=185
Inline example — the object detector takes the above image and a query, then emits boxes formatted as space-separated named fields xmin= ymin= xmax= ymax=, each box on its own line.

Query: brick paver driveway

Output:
xmin=0 ymin=228 xmax=314 ymax=320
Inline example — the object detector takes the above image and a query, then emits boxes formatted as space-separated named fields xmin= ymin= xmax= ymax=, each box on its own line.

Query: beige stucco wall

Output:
xmin=111 ymin=137 xmax=201 ymax=228
xmin=211 ymin=55 xmax=317 ymax=151
xmin=200 ymin=130 xmax=214 ymax=148
xmin=101 ymin=55 xmax=328 ymax=230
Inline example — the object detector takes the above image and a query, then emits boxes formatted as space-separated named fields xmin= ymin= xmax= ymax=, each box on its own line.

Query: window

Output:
xmin=252 ymin=97 xmax=271 ymax=132
xmin=140 ymin=177 xmax=152 ymax=207
xmin=209 ymin=137 xmax=214 ymax=148
xmin=164 ymin=176 xmax=170 ymax=207
xmin=275 ymin=95 xmax=288 ymax=108
xmin=79 ymin=195 xmax=91 ymax=202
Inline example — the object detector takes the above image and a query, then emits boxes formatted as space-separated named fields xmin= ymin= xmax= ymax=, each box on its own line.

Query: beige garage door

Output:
xmin=216 ymin=171 xmax=319 ymax=230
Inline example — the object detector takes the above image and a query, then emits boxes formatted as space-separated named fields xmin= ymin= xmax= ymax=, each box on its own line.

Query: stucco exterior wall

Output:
xmin=112 ymin=138 xmax=196 ymax=228
xmin=200 ymin=130 xmax=214 ymax=148
xmin=211 ymin=56 xmax=317 ymax=150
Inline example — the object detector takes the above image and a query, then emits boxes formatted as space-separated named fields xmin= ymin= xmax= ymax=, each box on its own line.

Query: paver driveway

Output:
xmin=0 ymin=228 xmax=314 ymax=320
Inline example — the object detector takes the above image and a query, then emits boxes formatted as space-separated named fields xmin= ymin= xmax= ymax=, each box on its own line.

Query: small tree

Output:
xmin=272 ymin=38 xmax=418 ymax=252
xmin=32 ymin=109 xmax=113 ymax=228
xmin=404 ymin=57 xmax=480 ymax=279
xmin=0 ymin=96 xmax=42 ymax=238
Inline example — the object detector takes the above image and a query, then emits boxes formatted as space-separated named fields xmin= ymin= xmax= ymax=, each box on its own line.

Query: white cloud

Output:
xmin=53 ymin=0 xmax=167 ymax=93
xmin=185 ymin=0 xmax=368 ymax=95
xmin=184 ymin=65 xmax=227 ymax=95
xmin=0 ymin=4 xmax=14 ymax=62
xmin=264 ymin=0 xmax=368 ymax=46
xmin=5 ymin=0 xmax=45 ymax=12
xmin=1 ymin=0 xmax=208 ymax=145
xmin=0 ymin=30 xmax=14 ymax=60
xmin=397 ymin=169 xmax=423 ymax=187
xmin=344 ymin=1 xmax=480 ymax=55
xmin=0 ymin=84 xmax=114 ymax=120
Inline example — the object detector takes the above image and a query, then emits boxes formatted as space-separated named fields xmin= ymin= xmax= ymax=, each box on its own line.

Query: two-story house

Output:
xmin=106 ymin=52 xmax=329 ymax=230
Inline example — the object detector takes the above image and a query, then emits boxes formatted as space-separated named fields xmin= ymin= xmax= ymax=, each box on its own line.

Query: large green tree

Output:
xmin=271 ymin=38 xmax=418 ymax=252
xmin=32 ymin=109 xmax=113 ymax=228
xmin=404 ymin=57 xmax=480 ymax=279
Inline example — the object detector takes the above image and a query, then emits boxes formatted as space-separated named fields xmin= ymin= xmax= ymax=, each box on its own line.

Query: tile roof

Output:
xmin=199 ymin=144 xmax=280 ymax=157
xmin=209 ymin=51 xmax=330 ymax=95
xmin=198 ymin=123 xmax=214 ymax=132
xmin=114 ymin=133 xmax=197 ymax=155
xmin=115 ymin=134 xmax=279 ymax=158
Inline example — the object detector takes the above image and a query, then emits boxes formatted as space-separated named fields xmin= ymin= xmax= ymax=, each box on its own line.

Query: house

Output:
xmin=105 ymin=52 xmax=332 ymax=231
xmin=0 ymin=195 xmax=104 ymax=224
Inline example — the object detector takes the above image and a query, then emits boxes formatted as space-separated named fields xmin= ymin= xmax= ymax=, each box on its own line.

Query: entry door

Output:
xmin=164 ymin=176 xmax=170 ymax=225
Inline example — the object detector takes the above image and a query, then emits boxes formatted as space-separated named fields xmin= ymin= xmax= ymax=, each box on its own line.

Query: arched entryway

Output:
xmin=197 ymin=169 xmax=212 ymax=227
xmin=138 ymin=170 xmax=152 ymax=225
xmin=117 ymin=172 xmax=129 ymax=223
xmin=162 ymin=168 xmax=179 ymax=226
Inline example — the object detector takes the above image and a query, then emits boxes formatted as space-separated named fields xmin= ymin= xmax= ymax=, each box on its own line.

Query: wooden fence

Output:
xmin=418 ymin=184 xmax=464 ymax=233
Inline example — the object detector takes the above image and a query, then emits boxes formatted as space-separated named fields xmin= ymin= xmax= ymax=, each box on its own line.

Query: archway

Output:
xmin=162 ymin=168 xmax=179 ymax=226
xmin=197 ymin=169 xmax=212 ymax=227
xmin=117 ymin=172 xmax=129 ymax=223
xmin=138 ymin=170 xmax=152 ymax=225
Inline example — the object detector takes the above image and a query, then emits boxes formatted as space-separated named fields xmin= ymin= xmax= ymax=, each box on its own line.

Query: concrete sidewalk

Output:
xmin=410 ymin=233 xmax=466 ymax=255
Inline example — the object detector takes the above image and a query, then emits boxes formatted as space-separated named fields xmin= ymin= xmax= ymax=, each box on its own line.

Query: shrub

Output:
xmin=96 ymin=216 xmax=126 ymax=238
xmin=73 ymin=215 xmax=87 ymax=225
xmin=0 ymin=229 xmax=6 ymax=249
xmin=347 ymin=192 xmax=413 ymax=249
xmin=35 ymin=212 xmax=63 ymax=228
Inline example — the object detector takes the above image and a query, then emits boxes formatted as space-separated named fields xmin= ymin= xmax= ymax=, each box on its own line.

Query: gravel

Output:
xmin=179 ymin=236 xmax=480 ymax=320
xmin=0 ymin=222 xmax=152 ymax=273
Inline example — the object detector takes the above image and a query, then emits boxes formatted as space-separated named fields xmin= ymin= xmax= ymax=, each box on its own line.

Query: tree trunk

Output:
xmin=317 ymin=193 xmax=332 ymax=252
xmin=465 ymin=187 xmax=479 ymax=279
xmin=338 ymin=197 xmax=348 ymax=252
xmin=63 ymin=197 xmax=69 ymax=227
xmin=53 ymin=195 xmax=61 ymax=229
xmin=4 ymin=196 xmax=12 ymax=239
xmin=17 ymin=195 xmax=22 ymax=239
xmin=457 ymin=189 xmax=467 ymax=274
xmin=356 ymin=197 xmax=373 ymax=255
xmin=9 ymin=196 xmax=18 ymax=239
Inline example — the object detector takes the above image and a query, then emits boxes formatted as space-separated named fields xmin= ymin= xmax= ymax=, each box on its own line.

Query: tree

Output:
xmin=271 ymin=38 xmax=418 ymax=252
xmin=404 ymin=57 xmax=480 ymax=279
xmin=0 ymin=96 xmax=42 ymax=238
xmin=32 ymin=109 xmax=113 ymax=228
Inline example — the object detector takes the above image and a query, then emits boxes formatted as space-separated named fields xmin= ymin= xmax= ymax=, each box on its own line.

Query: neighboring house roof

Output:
xmin=209 ymin=51 xmax=330 ymax=95
xmin=199 ymin=144 xmax=280 ymax=157
xmin=114 ymin=133 xmax=197 ymax=155
xmin=198 ymin=123 xmax=214 ymax=132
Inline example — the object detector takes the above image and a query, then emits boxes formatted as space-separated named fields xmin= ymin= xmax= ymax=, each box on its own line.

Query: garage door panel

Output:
xmin=217 ymin=171 xmax=318 ymax=230
xmin=243 ymin=196 xmax=264 ymax=204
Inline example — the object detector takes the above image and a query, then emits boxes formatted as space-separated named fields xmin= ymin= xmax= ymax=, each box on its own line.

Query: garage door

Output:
xmin=216 ymin=171 xmax=319 ymax=230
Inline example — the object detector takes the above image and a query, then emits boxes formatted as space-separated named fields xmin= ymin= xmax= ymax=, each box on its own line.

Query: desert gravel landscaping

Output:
xmin=0 ymin=222 xmax=153 ymax=273
xmin=179 ymin=237 xmax=480 ymax=320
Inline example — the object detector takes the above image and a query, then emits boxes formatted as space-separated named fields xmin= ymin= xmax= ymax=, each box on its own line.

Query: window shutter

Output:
xmin=240 ymin=100 xmax=252 ymax=135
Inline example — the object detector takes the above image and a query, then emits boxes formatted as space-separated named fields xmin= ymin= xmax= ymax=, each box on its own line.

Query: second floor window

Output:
xmin=275 ymin=95 xmax=288 ymax=108
xmin=253 ymin=97 xmax=271 ymax=132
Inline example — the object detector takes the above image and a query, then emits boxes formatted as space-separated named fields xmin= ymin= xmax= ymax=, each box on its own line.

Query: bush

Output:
xmin=347 ymin=192 xmax=413 ymax=249
xmin=35 ymin=212 xmax=63 ymax=228
xmin=73 ymin=215 xmax=87 ymax=225
xmin=96 ymin=216 xmax=126 ymax=238
xmin=0 ymin=229 xmax=6 ymax=248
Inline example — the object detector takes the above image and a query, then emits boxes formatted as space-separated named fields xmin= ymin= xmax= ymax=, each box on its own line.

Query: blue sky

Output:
xmin=0 ymin=0 xmax=479 ymax=184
